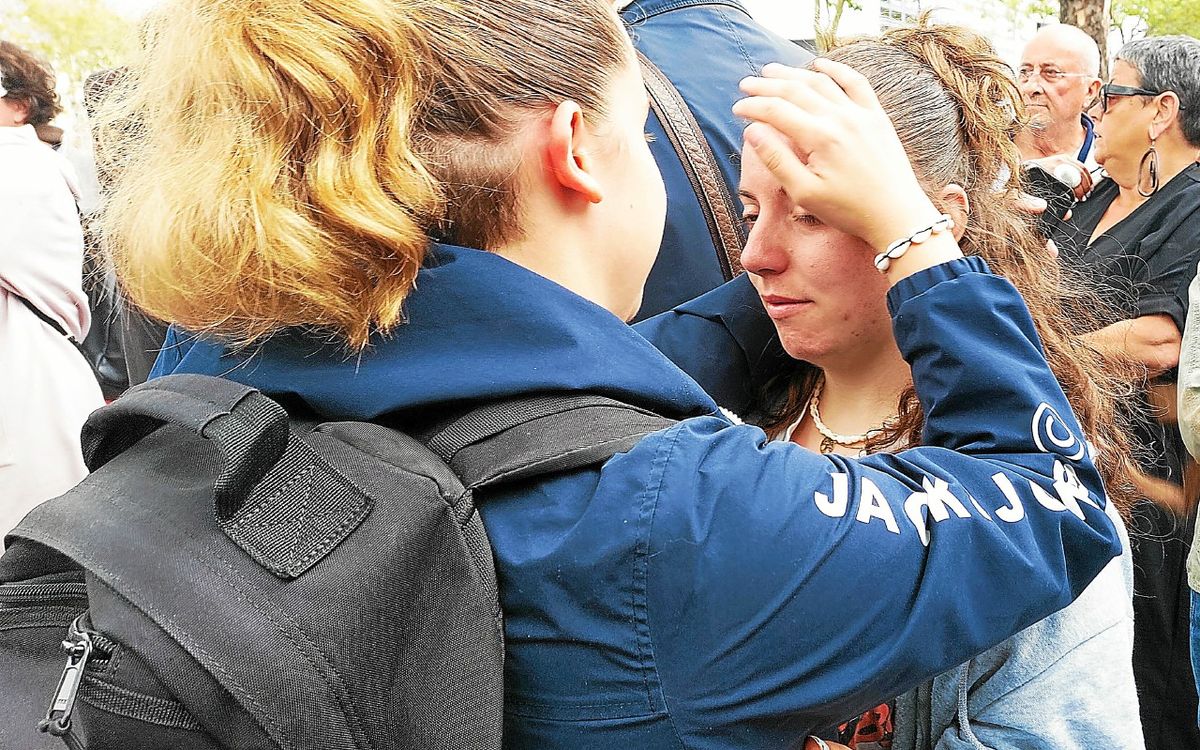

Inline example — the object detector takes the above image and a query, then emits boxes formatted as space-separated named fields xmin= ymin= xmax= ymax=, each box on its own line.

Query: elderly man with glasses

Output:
xmin=1016 ymin=24 xmax=1104 ymax=196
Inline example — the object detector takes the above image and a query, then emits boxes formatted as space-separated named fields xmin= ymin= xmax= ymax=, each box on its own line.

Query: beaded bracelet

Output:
xmin=873 ymin=214 xmax=955 ymax=273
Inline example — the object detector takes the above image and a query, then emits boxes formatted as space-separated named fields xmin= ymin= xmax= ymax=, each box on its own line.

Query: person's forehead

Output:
xmin=1021 ymin=35 xmax=1087 ymax=68
xmin=1110 ymin=59 xmax=1140 ymax=83
xmin=738 ymin=148 xmax=790 ymax=198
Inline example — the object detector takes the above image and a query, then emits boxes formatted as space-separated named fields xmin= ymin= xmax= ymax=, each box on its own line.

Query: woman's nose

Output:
xmin=740 ymin=226 xmax=786 ymax=276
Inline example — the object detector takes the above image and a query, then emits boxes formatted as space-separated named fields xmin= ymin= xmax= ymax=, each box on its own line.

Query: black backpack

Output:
xmin=0 ymin=374 xmax=673 ymax=750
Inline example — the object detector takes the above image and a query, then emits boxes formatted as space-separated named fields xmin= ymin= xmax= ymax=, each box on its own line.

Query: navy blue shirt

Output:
xmin=153 ymin=247 xmax=1120 ymax=748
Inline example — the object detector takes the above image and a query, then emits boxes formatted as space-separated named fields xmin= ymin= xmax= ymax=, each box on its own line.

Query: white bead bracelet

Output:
xmin=873 ymin=214 xmax=955 ymax=273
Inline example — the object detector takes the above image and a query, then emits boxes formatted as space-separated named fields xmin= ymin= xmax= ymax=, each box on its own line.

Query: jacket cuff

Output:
xmin=886 ymin=257 xmax=991 ymax=317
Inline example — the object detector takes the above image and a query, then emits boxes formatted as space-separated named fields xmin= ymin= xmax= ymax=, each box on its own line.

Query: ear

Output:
xmin=545 ymin=100 xmax=604 ymax=204
xmin=1149 ymin=92 xmax=1182 ymax=141
xmin=8 ymin=97 xmax=29 ymax=126
xmin=939 ymin=183 xmax=970 ymax=241
xmin=1084 ymin=77 xmax=1102 ymax=105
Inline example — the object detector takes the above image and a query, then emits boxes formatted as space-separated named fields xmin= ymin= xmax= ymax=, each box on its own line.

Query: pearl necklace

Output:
xmin=808 ymin=375 xmax=894 ymax=455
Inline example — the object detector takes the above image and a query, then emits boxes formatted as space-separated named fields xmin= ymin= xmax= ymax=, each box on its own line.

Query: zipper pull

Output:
xmin=38 ymin=614 xmax=93 ymax=737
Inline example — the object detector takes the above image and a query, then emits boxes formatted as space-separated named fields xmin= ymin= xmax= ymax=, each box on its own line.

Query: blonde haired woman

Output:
xmin=103 ymin=1 xmax=1122 ymax=746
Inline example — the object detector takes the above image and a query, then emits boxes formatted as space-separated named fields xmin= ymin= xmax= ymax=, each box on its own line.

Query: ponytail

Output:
xmin=99 ymin=0 xmax=442 ymax=349
xmin=872 ymin=21 xmax=1025 ymax=194
xmin=99 ymin=0 xmax=631 ymax=350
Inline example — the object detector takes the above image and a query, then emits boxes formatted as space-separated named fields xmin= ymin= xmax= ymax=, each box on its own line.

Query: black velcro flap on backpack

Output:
xmin=221 ymin=433 xmax=373 ymax=580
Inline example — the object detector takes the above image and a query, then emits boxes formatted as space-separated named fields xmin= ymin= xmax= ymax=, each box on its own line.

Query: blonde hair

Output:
xmin=759 ymin=18 xmax=1141 ymax=517
xmin=99 ymin=0 xmax=630 ymax=349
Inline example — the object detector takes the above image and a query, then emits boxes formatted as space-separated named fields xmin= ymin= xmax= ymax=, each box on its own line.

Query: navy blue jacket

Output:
xmin=152 ymin=246 xmax=1121 ymax=748
xmin=623 ymin=0 xmax=814 ymax=319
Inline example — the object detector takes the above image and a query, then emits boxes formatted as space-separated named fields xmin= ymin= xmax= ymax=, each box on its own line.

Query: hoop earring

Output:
xmin=1138 ymin=137 xmax=1160 ymax=197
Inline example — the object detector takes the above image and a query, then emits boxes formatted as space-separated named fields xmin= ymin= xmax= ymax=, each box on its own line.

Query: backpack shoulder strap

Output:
xmin=637 ymin=49 xmax=745 ymax=279
xmin=423 ymin=393 xmax=677 ymax=491
xmin=9 ymin=380 xmax=674 ymax=750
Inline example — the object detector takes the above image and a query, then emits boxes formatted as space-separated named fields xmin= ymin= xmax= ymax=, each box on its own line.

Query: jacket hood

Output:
xmin=156 ymin=243 xmax=720 ymax=421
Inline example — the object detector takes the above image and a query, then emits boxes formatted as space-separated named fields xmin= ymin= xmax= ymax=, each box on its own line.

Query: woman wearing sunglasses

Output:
xmin=1047 ymin=34 xmax=1200 ymax=750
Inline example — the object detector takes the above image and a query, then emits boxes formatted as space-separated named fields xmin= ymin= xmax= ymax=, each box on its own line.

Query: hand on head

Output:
xmin=734 ymin=60 xmax=942 ymax=252
xmin=733 ymin=60 xmax=962 ymax=277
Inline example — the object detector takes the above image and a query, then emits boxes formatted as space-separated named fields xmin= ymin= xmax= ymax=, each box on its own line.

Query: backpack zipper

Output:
xmin=38 ymin=613 xmax=112 ymax=736
xmin=0 ymin=582 xmax=88 ymax=605
xmin=37 ymin=613 xmax=203 ymax=734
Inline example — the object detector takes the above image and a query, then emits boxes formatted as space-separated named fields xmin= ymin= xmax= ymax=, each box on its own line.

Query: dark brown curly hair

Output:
xmin=0 ymin=40 xmax=61 ymax=127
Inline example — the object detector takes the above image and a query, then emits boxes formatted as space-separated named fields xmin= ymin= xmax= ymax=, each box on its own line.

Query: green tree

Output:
xmin=1001 ymin=0 xmax=1199 ymax=76
xmin=1060 ymin=0 xmax=1111 ymax=77
xmin=813 ymin=0 xmax=862 ymax=52
xmin=0 ymin=0 xmax=137 ymax=118
xmin=1001 ymin=0 xmax=1061 ymax=22
xmin=1111 ymin=0 xmax=1151 ymax=43
xmin=1113 ymin=0 xmax=1200 ymax=38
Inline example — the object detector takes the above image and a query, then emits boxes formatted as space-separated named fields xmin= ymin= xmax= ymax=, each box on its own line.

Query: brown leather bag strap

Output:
xmin=637 ymin=50 xmax=745 ymax=278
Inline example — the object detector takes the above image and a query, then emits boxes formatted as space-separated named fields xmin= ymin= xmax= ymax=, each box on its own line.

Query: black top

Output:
xmin=1051 ymin=162 xmax=1200 ymax=334
xmin=1049 ymin=162 xmax=1200 ymax=484
xmin=1051 ymin=163 xmax=1200 ymax=750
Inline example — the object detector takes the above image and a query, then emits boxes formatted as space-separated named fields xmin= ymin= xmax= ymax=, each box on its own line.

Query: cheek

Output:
xmin=629 ymin=144 xmax=665 ymax=222
xmin=1097 ymin=116 xmax=1131 ymax=153
xmin=625 ymin=149 xmax=666 ymax=279
xmin=800 ymin=236 xmax=880 ymax=292
xmin=815 ymin=252 xmax=890 ymax=321
xmin=647 ymin=157 xmax=666 ymax=222
xmin=771 ymin=241 xmax=890 ymax=332
xmin=0 ymin=100 xmax=22 ymax=127
xmin=830 ymin=275 xmax=892 ymax=329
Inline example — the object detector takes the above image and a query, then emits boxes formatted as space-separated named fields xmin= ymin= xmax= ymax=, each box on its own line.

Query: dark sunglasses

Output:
xmin=1094 ymin=82 xmax=1185 ymax=114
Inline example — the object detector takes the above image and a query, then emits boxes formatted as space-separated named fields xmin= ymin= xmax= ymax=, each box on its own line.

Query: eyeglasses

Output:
xmin=1094 ymin=82 xmax=1184 ymax=114
xmin=1017 ymin=66 xmax=1093 ymax=84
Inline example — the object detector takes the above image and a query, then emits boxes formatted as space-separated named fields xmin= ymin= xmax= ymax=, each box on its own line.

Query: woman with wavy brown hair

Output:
xmin=96 ymin=1 xmax=1126 ymax=747
xmin=652 ymin=20 xmax=1143 ymax=750
xmin=0 ymin=40 xmax=103 ymax=533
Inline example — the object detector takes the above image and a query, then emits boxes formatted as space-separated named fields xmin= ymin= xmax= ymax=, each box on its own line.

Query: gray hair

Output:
xmin=1117 ymin=35 xmax=1200 ymax=147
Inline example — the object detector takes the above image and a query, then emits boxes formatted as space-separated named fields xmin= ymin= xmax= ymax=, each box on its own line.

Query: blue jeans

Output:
xmin=1193 ymin=589 xmax=1200 ymax=727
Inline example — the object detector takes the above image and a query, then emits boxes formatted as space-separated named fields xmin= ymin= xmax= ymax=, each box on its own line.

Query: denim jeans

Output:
xmin=1193 ymin=589 xmax=1200 ymax=728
